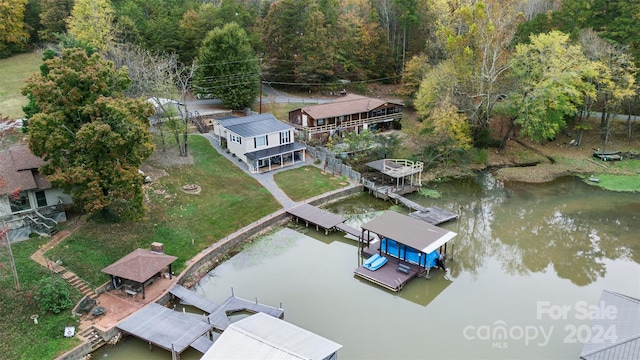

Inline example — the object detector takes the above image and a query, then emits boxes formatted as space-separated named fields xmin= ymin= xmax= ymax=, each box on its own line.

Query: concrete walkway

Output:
xmin=203 ymin=133 xmax=311 ymax=209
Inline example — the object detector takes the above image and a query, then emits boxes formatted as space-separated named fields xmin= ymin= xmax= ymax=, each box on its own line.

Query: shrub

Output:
xmin=34 ymin=278 xmax=73 ymax=314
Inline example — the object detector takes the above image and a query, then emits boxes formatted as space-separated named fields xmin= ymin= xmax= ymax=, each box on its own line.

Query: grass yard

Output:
xmin=273 ymin=165 xmax=350 ymax=201
xmin=582 ymin=159 xmax=640 ymax=192
xmin=0 ymin=238 xmax=82 ymax=360
xmin=46 ymin=135 xmax=281 ymax=287
xmin=0 ymin=52 xmax=42 ymax=120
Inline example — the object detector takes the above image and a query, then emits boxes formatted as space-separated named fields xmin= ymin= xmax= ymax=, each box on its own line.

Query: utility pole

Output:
xmin=259 ymin=58 xmax=263 ymax=114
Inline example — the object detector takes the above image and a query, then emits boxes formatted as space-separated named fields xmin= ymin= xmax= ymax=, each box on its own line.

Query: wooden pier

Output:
xmin=207 ymin=295 xmax=284 ymax=332
xmin=287 ymin=203 xmax=345 ymax=235
xmin=354 ymin=253 xmax=420 ymax=292
xmin=170 ymin=284 xmax=217 ymax=313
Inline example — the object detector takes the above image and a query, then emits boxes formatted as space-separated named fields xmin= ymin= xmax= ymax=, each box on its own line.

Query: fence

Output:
xmin=306 ymin=146 xmax=362 ymax=183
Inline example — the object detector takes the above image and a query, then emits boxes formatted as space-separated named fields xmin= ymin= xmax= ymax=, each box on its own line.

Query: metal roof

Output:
xmin=580 ymin=290 xmax=640 ymax=360
xmin=361 ymin=211 xmax=457 ymax=253
xmin=101 ymin=248 xmax=177 ymax=283
xmin=117 ymin=303 xmax=212 ymax=354
xmin=296 ymin=94 xmax=403 ymax=120
xmin=245 ymin=142 xmax=306 ymax=161
xmin=225 ymin=115 xmax=293 ymax=138
xmin=201 ymin=312 xmax=342 ymax=360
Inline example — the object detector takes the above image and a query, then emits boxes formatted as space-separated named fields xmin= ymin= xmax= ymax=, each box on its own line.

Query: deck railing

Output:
xmin=381 ymin=159 xmax=424 ymax=177
xmin=291 ymin=113 xmax=401 ymax=135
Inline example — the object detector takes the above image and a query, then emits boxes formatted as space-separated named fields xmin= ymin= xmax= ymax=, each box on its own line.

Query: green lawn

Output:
xmin=0 ymin=52 xmax=42 ymax=120
xmin=580 ymin=159 xmax=640 ymax=192
xmin=0 ymin=238 xmax=82 ymax=360
xmin=46 ymin=135 xmax=281 ymax=287
xmin=273 ymin=165 xmax=350 ymax=201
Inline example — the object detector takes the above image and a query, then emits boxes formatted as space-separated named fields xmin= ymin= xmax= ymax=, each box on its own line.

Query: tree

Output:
xmin=66 ymin=0 xmax=115 ymax=51
xmin=0 ymin=0 xmax=28 ymax=57
xmin=195 ymin=22 xmax=259 ymax=109
xmin=22 ymin=49 xmax=155 ymax=219
xmin=501 ymin=31 xmax=599 ymax=147
xmin=38 ymin=0 xmax=73 ymax=41
xmin=297 ymin=3 xmax=336 ymax=84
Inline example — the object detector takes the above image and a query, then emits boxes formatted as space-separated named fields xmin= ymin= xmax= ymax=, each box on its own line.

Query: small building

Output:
xmin=579 ymin=290 xmax=640 ymax=360
xmin=201 ymin=312 xmax=342 ymax=360
xmin=214 ymin=113 xmax=306 ymax=173
xmin=0 ymin=143 xmax=71 ymax=242
xmin=101 ymin=243 xmax=177 ymax=300
xmin=288 ymin=94 xmax=403 ymax=141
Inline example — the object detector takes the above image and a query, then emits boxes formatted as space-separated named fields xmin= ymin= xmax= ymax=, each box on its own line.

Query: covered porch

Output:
xmin=245 ymin=142 xmax=306 ymax=173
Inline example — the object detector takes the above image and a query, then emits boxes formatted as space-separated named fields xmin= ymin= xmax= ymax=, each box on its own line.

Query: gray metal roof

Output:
xmin=361 ymin=211 xmax=456 ymax=253
xmin=580 ymin=291 xmax=640 ymax=360
xmin=222 ymin=113 xmax=293 ymax=138
xmin=245 ymin=142 xmax=306 ymax=161
xmin=117 ymin=303 xmax=213 ymax=353
xmin=201 ymin=312 xmax=342 ymax=360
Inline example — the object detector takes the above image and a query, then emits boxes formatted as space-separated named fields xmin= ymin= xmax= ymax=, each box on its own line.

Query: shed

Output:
xmin=201 ymin=312 xmax=342 ymax=360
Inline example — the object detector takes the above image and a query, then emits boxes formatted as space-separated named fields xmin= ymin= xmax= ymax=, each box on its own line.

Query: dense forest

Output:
xmin=2 ymin=0 xmax=639 ymax=155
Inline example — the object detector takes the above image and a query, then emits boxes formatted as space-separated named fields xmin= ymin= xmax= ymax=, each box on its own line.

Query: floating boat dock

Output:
xmin=117 ymin=285 xmax=284 ymax=357
xmin=287 ymin=203 xmax=373 ymax=241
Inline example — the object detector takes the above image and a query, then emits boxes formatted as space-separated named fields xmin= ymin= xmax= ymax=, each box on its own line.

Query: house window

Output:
xmin=317 ymin=119 xmax=325 ymax=126
xmin=280 ymin=131 xmax=290 ymax=144
xmin=9 ymin=191 xmax=31 ymax=212
xmin=255 ymin=136 xmax=267 ymax=147
xmin=230 ymin=134 xmax=241 ymax=144
xmin=35 ymin=191 xmax=47 ymax=207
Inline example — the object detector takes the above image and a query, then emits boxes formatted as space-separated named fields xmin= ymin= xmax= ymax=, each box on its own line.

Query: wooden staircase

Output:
xmin=50 ymin=262 xmax=97 ymax=301
xmin=78 ymin=326 xmax=106 ymax=351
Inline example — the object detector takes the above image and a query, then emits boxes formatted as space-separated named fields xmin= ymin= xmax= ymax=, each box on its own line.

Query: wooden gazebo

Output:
xmin=102 ymin=246 xmax=177 ymax=299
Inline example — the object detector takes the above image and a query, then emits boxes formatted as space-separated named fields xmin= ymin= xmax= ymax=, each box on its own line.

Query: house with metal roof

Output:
xmin=201 ymin=312 xmax=342 ymax=360
xmin=579 ymin=290 xmax=640 ymax=360
xmin=0 ymin=143 xmax=72 ymax=241
xmin=216 ymin=113 xmax=306 ymax=173
xmin=288 ymin=94 xmax=403 ymax=141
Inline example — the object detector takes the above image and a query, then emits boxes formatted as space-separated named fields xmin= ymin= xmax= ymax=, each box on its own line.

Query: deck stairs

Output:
xmin=78 ymin=326 xmax=106 ymax=351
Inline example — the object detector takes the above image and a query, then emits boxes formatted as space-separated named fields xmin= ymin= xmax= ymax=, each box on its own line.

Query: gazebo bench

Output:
xmin=125 ymin=289 xmax=137 ymax=297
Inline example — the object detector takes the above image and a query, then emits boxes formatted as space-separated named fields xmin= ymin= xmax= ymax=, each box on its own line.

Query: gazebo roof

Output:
xmin=102 ymin=248 xmax=177 ymax=283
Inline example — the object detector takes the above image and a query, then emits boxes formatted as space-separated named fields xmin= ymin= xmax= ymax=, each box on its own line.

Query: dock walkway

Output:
xmin=169 ymin=284 xmax=218 ymax=313
xmin=207 ymin=295 xmax=285 ymax=331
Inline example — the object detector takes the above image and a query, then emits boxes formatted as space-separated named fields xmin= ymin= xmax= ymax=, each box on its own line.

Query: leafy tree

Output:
xmin=37 ymin=0 xmax=73 ymax=42
xmin=0 ymin=0 xmax=28 ymax=57
xmin=35 ymin=278 xmax=73 ymax=314
xmin=195 ymin=22 xmax=259 ymax=109
xmin=22 ymin=49 xmax=155 ymax=219
xmin=501 ymin=31 xmax=599 ymax=147
xmin=297 ymin=3 xmax=336 ymax=84
xmin=66 ymin=0 xmax=115 ymax=51
xmin=399 ymin=53 xmax=430 ymax=105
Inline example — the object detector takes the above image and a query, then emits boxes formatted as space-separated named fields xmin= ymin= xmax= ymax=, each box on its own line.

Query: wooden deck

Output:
xmin=170 ymin=284 xmax=218 ymax=313
xmin=408 ymin=206 xmax=458 ymax=225
xmin=354 ymin=254 xmax=420 ymax=292
xmin=287 ymin=203 xmax=346 ymax=234
xmin=207 ymin=295 xmax=285 ymax=332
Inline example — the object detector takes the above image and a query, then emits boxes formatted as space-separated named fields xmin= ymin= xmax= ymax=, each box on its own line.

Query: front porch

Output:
xmin=245 ymin=143 xmax=307 ymax=173
xmin=1 ymin=204 xmax=66 ymax=242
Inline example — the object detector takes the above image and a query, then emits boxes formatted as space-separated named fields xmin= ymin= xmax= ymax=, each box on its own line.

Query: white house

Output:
xmin=216 ymin=113 xmax=306 ymax=173
xmin=0 ymin=143 xmax=72 ymax=242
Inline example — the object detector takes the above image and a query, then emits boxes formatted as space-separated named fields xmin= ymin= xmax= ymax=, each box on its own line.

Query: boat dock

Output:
xmin=354 ymin=254 xmax=420 ymax=292
xmin=118 ymin=285 xmax=285 ymax=356
xmin=408 ymin=206 xmax=458 ymax=225
xmin=287 ymin=203 xmax=346 ymax=235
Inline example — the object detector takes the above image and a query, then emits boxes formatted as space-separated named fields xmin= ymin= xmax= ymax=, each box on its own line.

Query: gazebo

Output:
xmin=102 ymin=244 xmax=177 ymax=299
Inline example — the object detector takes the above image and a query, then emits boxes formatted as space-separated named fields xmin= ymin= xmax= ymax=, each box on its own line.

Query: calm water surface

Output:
xmin=95 ymin=175 xmax=640 ymax=360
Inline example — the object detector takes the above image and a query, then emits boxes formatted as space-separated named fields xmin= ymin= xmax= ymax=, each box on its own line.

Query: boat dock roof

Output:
xmin=287 ymin=203 xmax=346 ymax=234
xmin=117 ymin=302 xmax=213 ymax=354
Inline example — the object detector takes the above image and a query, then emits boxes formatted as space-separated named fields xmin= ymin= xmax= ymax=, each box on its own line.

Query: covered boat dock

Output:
xmin=355 ymin=211 xmax=457 ymax=291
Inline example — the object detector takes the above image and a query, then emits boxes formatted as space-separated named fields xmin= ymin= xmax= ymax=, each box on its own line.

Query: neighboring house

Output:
xmin=288 ymin=94 xmax=403 ymax=140
xmin=214 ymin=113 xmax=306 ymax=173
xmin=579 ymin=290 xmax=640 ymax=360
xmin=0 ymin=143 xmax=72 ymax=242
xmin=201 ymin=312 xmax=342 ymax=360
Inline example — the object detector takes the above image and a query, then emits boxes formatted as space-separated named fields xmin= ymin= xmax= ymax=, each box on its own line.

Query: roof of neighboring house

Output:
xmin=224 ymin=113 xmax=293 ymax=138
xmin=101 ymin=248 xmax=178 ymax=283
xmin=0 ymin=143 xmax=50 ymax=195
xmin=201 ymin=312 xmax=342 ymax=360
xmin=580 ymin=290 xmax=640 ymax=360
xmin=362 ymin=211 xmax=457 ymax=254
xmin=294 ymin=94 xmax=403 ymax=120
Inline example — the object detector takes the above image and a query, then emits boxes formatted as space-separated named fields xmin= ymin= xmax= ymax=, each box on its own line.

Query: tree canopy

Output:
xmin=22 ymin=48 xmax=155 ymax=219
xmin=195 ymin=22 xmax=259 ymax=110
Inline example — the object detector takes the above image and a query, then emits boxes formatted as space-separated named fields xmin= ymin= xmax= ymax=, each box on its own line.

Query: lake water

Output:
xmin=93 ymin=174 xmax=640 ymax=359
